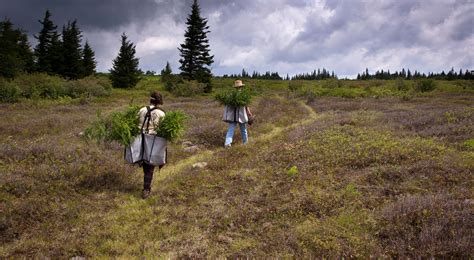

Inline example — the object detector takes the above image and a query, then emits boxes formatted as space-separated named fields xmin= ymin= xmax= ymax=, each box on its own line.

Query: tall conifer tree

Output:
xmin=0 ymin=19 xmax=34 ymax=77
xmin=109 ymin=33 xmax=141 ymax=88
xmin=178 ymin=0 xmax=214 ymax=92
xmin=48 ymin=31 xmax=63 ymax=75
xmin=61 ymin=20 xmax=83 ymax=79
xmin=82 ymin=41 xmax=96 ymax=76
xmin=34 ymin=10 xmax=57 ymax=73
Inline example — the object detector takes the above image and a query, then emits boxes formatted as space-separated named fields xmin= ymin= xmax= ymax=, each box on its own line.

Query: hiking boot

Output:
xmin=142 ymin=189 xmax=151 ymax=199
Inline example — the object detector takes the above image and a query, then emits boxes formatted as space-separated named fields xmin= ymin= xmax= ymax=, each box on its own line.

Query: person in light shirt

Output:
xmin=222 ymin=80 xmax=253 ymax=147
xmin=137 ymin=91 xmax=165 ymax=199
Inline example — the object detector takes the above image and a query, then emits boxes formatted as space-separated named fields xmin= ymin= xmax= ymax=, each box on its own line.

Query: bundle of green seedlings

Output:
xmin=84 ymin=106 xmax=187 ymax=145
xmin=154 ymin=110 xmax=187 ymax=142
xmin=214 ymin=87 xmax=253 ymax=107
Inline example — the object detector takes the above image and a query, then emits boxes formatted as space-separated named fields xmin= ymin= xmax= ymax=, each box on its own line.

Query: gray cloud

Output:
xmin=1 ymin=0 xmax=472 ymax=78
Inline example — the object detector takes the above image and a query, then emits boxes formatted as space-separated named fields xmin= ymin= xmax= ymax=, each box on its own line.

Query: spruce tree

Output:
xmin=178 ymin=0 xmax=214 ymax=91
xmin=17 ymin=32 xmax=34 ymax=73
xmin=161 ymin=61 xmax=172 ymax=76
xmin=48 ymin=31 xmax=63 ymax=75
xmin=0 ymin=19 xmax=34 ymax=78
xmin=61 ymin=20 xmax=83 ymax=79
xmin=34 ymin=10 xmax=57 ymax=73
xmin=82 ymin=41 xmax=96 ymax=76
xmin=109 ymin=33 xmax=141 ymax=88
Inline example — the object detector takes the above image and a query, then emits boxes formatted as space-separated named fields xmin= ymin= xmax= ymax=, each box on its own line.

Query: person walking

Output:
xmin=138 ymin=91 xmax=165 ymax=199
xmin=223 ymin=80 xmax=253 ymax=147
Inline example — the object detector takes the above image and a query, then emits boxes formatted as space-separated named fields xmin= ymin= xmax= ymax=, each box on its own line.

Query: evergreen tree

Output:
xmin=110 ymin=33 xmax=141 ymax=88
xmin=178 ymin=0 xmax=214 ymax=91
xmin=160 ymin=61 xmax=173 ymax=85
xmin=34 ymin=10 xmax=57 ymax=73
xmin=82 ymin=41 xmax=96 ymax=76
xmin=0 ymin=19 xmax=34 ymax=78
xmin=60 ymin=20 xmax=83 ymax=79
xmin=161 ymin=61 xmax=172 ymax=76
xmin=48 ymin=31 xmax=63 ymax=75
xmin=17 ymin=32 xmax=35 ymax=73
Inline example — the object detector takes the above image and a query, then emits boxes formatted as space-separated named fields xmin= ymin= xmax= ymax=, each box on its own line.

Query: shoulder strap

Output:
xmin=141 ymin=106 xmax=154 ymax=132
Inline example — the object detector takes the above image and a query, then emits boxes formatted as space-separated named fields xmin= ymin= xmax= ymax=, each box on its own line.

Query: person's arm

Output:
xmin=246 ymin=106 xmax=253 ymax=117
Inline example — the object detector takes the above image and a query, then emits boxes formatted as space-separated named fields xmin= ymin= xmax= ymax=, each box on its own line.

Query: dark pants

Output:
xmin=142 ymin=163 xmax=164 ymax=190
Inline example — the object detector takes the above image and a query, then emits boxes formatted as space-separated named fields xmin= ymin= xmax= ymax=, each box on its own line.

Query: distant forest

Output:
xmin=357 ymin=68 xmax=473 ymax=80
xmin=222 ymin=67 xmax=473 ymax=81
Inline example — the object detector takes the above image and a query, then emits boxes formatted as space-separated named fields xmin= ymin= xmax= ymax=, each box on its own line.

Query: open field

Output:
xmin=1 ymin=77 xmax=473 ymax=257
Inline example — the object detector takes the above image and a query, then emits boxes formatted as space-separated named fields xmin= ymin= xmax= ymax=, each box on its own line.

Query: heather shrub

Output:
xmin=323 ymin=79 xmax=343 ymax=89
xmin=379 ymin=195 xmax=473 ymax=257
xmin=12 ymin=73 xmax=67 ymax=99
xmin=288 ymin=80 xmax=304 ymax=92
xmin=463 ymin=138 xmax=474 ymax=150
xmin=415 ymin=79 xmax=436 ymax=92
xmin=396 ymin=78 xmax=410 ymax=91
xmin=65 ymin=76 xmax=112 ymax=98
xmin=0 ymin=74 xmax=112 ymax=102
xmin=0 ymin=78 xmax=20 ymax=102
xmin=172 ymin=80 xmax=205 ymax=97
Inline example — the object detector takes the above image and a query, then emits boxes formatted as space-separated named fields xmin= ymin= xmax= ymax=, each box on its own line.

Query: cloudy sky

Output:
xmin=1 ymin=0 xmax=473 ymax=78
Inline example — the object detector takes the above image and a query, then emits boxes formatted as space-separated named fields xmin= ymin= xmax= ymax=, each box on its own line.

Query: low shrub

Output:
xmin=172 ymin=80 xmax=205 ymax=97
xmin=13 ymin=73 xmax=67 ymax=99
xmin=215 ymin=87 xmax=253 ymax=107
xmin=396 ymin=78 xmax=410 ymax=91
xmin=0 ymin=74 xmax=112 ymax=103
xmin=463 ymin=139 xmax=474 ymax=150
xmin=65 ymin=76 xmax=112 ymax=98
xmin=379 ymin=195 xmax=472 ymax=257
xmin=323 ymin=79 xmax=343 ymax=89
xmin=288 ymin=80 xmax=304 ymax=92
xmin=415 ymin=79 xmax=436 ymax=92
xmin=0 ymin=78 xmax=20 ymax=102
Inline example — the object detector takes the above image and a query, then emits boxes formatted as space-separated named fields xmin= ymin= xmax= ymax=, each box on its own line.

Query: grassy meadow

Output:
xmin=0 ymin=76 xmax=473 ymax=257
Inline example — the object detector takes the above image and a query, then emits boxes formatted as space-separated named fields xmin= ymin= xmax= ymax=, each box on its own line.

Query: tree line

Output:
xmin=292 ymin=68 xmax=337 ymax=80
xmin=0 ymin=10 xmax=96 ymax=79
xmin=357 ymin=68 xmax=473 ymax=80
xmin=222 ymin=69 xmax=283 ymax=80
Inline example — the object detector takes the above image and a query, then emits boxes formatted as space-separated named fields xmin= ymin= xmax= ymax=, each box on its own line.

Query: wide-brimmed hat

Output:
xmin=233 ymin=80 xmax=245 ymax=88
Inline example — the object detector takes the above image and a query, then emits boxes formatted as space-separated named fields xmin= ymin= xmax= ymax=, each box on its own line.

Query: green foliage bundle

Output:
xmin=84 ymin=105 xmax=141 ymax=146
xmin=215 ymin=88 xmax=253 ymax=107
xmin=84 ymin=107 xmax=187 ymax=145
xmin=155 ymin=110 xmax=188 ymax=142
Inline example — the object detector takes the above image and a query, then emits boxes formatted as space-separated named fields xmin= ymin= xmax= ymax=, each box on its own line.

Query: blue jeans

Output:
xmin=225 ymin=122 xmax=248 ymax=146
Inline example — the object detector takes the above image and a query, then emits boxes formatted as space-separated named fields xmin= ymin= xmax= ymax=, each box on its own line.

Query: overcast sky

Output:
xmin=1 ymin=0 xmax=473 ymax=78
